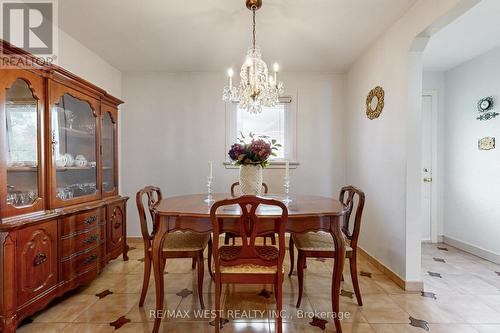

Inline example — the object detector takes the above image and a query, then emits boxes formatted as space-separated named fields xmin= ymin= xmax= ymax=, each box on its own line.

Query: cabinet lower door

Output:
xmin=107 ymin=202 xmax=125 ymax=259
xmin=17 ymin=220 xmax=58 ymax=305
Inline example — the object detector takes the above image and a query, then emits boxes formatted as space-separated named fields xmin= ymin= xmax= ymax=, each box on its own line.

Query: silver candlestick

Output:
xmin=204 ymin=176 xmax=214 ymax=204
xmin=283 ymin=176 xmax=292 ymax=205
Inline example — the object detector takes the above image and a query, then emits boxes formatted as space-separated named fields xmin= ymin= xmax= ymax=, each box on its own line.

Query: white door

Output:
xmin=421 ymin=94 xmax=434 ymax=242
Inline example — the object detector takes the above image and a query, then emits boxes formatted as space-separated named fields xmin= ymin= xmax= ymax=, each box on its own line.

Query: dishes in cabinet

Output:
xmin=56 ymin=155 xmax=68 ymax=168
xmin=74 ymin=155 xmax=88 ymax=167
xmin=64 ymin=154 xmax=75 ymax=167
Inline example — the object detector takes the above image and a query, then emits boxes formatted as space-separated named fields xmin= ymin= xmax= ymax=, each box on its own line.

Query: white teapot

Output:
xmin=74 ymin=155 xmax=88 ymax=167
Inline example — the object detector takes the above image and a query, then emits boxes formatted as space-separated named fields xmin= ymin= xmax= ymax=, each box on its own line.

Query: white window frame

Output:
xmin=224 ymin=96 xmax=298 ymax=169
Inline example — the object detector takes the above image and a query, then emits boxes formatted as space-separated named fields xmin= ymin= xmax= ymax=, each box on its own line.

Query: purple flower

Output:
xmin=250 ymin=139 xmax=272 ymax=160
xmin=228 ymin=143 xmax=245 ymax=161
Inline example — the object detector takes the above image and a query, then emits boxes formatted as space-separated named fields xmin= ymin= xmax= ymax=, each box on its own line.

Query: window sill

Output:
xmin=223 ymin=161 xmax=300 ymax=169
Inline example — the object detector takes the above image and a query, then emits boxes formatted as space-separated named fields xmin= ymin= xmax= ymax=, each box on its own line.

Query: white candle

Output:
xmin=285 ymin=160 xmax=289 ymax=178
xmin=227 ymin=68 xmax=234 ymax=90
xmin=208 ymin=161 xmax=213 ymax=178
xmin=273 ymin=62 xmax=279 ymax=85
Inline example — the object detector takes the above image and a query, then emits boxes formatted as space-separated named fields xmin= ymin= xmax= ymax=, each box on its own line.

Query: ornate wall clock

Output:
xmin=366 ymin=86 xmax=385 ymax=120
xmin=477 ymin=96 xmax=494 ymax=112
xmin=476 ymin=96 xmax=498 ymax=121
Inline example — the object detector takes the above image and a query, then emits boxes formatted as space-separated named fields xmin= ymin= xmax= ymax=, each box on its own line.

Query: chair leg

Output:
xmin=296 ymin=252 xmax=306 ymax=308
xmin=276 ymin=274 xmax=283 ymax=333
xmin=224 ymin=233 xmax=230 ymax=245
xmin=197 ymin=251 xmax=205 ymax=309
xmin=208 ymin=236 xmax=213 ymax=279
xmin=271 ymin=234 xmax=276 ymax=245
xmin=288 ymin=237 xmax=295 ymax=277
xmin=350 ymin=253 xmax=363 ymax=306
xmin=214 ymin=274 xmax=221 ymax=333
xmin=192 ymin=257 xmax=196 ymax=270
xmin=139 ymin=254 xmax=151 ymax=307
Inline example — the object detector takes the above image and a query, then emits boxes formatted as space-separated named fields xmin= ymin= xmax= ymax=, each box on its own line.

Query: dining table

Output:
xmin=150 ymin=193 xmax=347 ymax=333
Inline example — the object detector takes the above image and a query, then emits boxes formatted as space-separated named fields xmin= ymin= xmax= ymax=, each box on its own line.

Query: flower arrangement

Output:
xmin=228 ymin=133 xmax=281 ymax=167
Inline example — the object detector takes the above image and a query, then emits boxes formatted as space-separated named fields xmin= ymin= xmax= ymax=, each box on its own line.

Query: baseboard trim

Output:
xmin=357 ymin=247 xmax=423 ymax=292
xmin=443 ymin=236 xmax=500 ymax=265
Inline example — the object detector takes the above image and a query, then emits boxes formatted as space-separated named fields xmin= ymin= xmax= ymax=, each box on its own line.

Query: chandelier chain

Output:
xmin=252 ymin=8 xmax=256 ymax=50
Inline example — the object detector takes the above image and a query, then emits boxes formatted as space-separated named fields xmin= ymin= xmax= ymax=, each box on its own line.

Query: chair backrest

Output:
xmin=210 ymin=195 xmax=287 ymax=270
xmin=230 ymin=182 xmax=269 ymax=197
xmin=136 ymin=186 xmax=163 ymax=247
xmin=339 ymin=186 xmax=365 ymax=248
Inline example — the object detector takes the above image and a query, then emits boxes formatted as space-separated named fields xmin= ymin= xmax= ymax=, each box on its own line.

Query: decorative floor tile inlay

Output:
xmin=437 ymin=247 xmax=449 ymax=251
xmin=257 ymin=288 xmax=273 ymax=299
xmin=340 ymin=289 xmax=354 ymax=299
xmin=109 ymin=316 xmax=131 ymax=330
xmin=309 ymin=316 xmax=328 ymax=330
xmin=433 ymin=257 xmax=446 ymax=263
xmin=128 ymin=246 xmax=136 ymax=251
xmin=409 ymin=316 xmax=430 ymax=331
xmin=428 ymin=271 xmax=442 ymax=278
xmin=421 ymin=291 xmax=437 ymax=300
xmin=209 ymin=318 xmax=229 ymax=328
xmin=176 ymin=288 xmax=193 ymax=298
xmin=315 ymin=258 xmax=326 ymax=262
xmin=360 ymin=271 xmax=372 ymax=278
xmin=137 ymin=257 xmax=145 ymax=262
xmin=95 ymin=289 xmax=113 ymax=299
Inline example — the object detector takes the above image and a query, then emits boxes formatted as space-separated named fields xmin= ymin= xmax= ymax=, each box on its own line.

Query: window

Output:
xmin=226 ymin=97 xmax=296 ymax=164
xmin=6 ymin=104 xmax=38 ymax=163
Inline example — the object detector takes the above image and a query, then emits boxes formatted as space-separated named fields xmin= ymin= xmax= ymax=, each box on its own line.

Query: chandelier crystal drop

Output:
xmin=222 ymin=0 xmax=284 ymax=114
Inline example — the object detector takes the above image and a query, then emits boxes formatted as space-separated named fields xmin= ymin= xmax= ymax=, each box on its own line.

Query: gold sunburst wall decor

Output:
xmin=366 ymin=86 xmax=385 ymax=120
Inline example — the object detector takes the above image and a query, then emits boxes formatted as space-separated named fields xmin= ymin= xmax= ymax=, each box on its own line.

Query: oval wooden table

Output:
xmin=151 ymin=193 xmax=347 ymax=333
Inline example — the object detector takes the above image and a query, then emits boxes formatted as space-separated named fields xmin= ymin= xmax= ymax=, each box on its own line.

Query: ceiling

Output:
xmin=423 ymin=0 xmax=500 ymax=71
xmin=58 ymin=0 xmax=417 ymax=73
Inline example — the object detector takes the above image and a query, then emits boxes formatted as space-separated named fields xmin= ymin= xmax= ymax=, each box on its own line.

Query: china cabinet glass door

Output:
xmin=102 ymin=107 xmax=117 ymax=196
xmin=1 ymin=72 xmax=45 ymax=217
xmin=51 ymin=89 xmax=100 ymax=206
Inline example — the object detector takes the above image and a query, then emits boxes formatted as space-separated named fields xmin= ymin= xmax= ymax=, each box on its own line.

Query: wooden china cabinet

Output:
xmin=0 ymin=41 xmax=128 ymax=333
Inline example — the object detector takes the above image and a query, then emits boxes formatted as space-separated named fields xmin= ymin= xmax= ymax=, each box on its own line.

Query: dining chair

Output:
xmin=225 ymin=182 xmax=276 ymax=245
xmin=136 ymin=186 xmax=212 ymax=308
xmin=211 ymin=195 xmax=288 ymax=333
xmin=288 ymin=185 xmax=365 ymax=307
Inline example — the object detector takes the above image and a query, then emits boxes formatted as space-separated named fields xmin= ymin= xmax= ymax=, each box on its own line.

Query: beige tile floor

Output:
xmin=17 ymin=242 xmax=500 ymax=333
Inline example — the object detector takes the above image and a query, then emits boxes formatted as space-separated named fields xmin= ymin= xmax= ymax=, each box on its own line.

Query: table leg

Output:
xmin=330 ymin=216 xmax=346 ymax=333
xmin=152 ymin=216 xmax=167 ymax=333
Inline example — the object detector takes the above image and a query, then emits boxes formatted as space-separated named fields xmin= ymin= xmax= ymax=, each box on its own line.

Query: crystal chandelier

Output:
xmin=222 ymin=0 xmax=284 ymax=114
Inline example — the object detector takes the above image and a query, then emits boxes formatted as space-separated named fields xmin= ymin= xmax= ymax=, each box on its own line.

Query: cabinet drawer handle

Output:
xmin=84 ymin=254 xmax=98 ymax=265
xmin=83 ymin=215 xmax=97 ymax=225
xmin=113 ymin=221 xmax=121 ymax=229
xmin=84 ymin=234 xmax=99 ymax=244
xmin=33 ymin=252 xmax=47 ymax=266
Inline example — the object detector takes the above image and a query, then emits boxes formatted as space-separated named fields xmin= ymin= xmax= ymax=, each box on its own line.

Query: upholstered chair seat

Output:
xmin=292 ymin=232 xmax=353 ymax=254
xmin=162 ymin=231 xmax=210 ymax=252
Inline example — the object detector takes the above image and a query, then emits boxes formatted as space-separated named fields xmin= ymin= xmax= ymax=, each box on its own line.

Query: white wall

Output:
xmin=57 ymin=30 xmax=122 ymax=98
xmin=121 ymin=72 xmax=347 ymax=237
xmin=440 ymin=46 xmax=500 ymax=259
xmin=345 ymin=0 xmax=467 ymax=282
